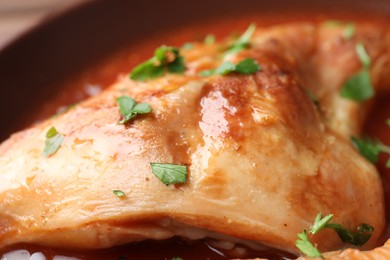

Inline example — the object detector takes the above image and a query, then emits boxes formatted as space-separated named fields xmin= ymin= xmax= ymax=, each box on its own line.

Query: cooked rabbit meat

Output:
xmin=0 ymin=23 xmax=387 ymax=256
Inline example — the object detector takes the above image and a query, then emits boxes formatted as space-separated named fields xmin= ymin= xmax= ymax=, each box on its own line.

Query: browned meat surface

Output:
xmin=0 ymin=22 xmax=388 ymax=257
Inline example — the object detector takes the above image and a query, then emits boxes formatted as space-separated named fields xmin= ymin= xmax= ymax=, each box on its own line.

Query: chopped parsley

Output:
xmin=343 ymin=23 xmax=356 ymax=40
xmin=310 ymin=213 xmax=334 ymax=234
xmin=325 ymin=222 xmax=374 ymax=246
xmin=386 ymin=118 xmax=390 ymax=127
xmin=42 ymin=127 xmax=64 ymax=157
xmin=297 ymin=213 xmax=374 ymax=257
xmin=171 ymin=258 xmax=183 ymax=260
xmin=200 ymin=58 xmax=260 ymax=76
xmin=310 ymin=213 xmax=374 ymax=246
xmin=355 ymin=42 xmax=371 ymax=67
xmin=116 ymin=96 xmax=151 ymax=124
xmin=323 ymin=20 xmax=356 ymax=40
xmin=351 ymin=136 xmax=390 ymax=165
xmin=225 ymin=23 xmax=256 ymax=55
xmin=150 ymin=163 xmax=188 ymax=185
xmin=340 ymin=42 xmax=374 ymax=101
xmin=113 ymin=190 xmax=126 ymax=197
xmin=182 ymin=42 xmax=194 ymax=51
xmin=130 ymin=45 xmax=185 ymax=81
xmin=204 ymin=34 xmax=216 ymax=45
xmin=296 ymin=230 xmax=323 ymax=258
xmin=324 ymin=20 xmax=343 ymax=27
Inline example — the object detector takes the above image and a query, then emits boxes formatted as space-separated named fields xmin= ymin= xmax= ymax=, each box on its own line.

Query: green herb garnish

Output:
xmin=200 ymin=58 xmax=260 ymax=76
xmin=323 ymin=20 xmax=343 ymax=27
xmin=116 ymin=96 xmax=151 ymax=124
xmin=386 ymin=118 xmax=390 ymax=127
xmin=340 ymin=42 xmax=374 ymax=101
xmin=310 ymin=213 xmax=334 ymax=234
xmin=343 ymin=23 xmax=356 ymax=40
xmin=323 ymin=20 xmax=356 ymax=40
xmin=351 ymin=136 xmax=390 ymax=164
xmin=150 ymin=163 xmax=188 ymax=185
xmin=42 ymin=127 xmax=64 ymax=157
xmin=225 ymin=23 xmax=256 ymax=55
xmin=171 ymin=258 xmax=183 ymax=260
xmin=182 ymin=42 xmax=194 ymax=51
xmin=113 ymin=190 xmax=126 ymax=197
xmin=204 ymin=34 xmax=216 ymax=45
xmin=130 ymin=45 xmax=185 ymax=81
xmin=297 ymin=213 xmax=374 ymax=257
xmin=325 ymin=222 xmax=374 ymax=246
xmin=310 ymin=213 xmax=374 ymax=246
xmin=356 ymin=42 xmax=371 ymax=67
xmin=296 ymin=230 xmax=323 ymax=258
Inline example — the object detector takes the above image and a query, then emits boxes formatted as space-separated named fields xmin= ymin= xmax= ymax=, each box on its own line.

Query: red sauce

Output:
xmin=4 ymin=13 xmax=390 ymax=260
xmin=1 ymin=238 xmax=295 ymax=260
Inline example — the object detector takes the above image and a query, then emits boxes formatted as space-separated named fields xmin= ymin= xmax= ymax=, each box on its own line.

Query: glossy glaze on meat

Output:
xmin=0 ymin=23 xmax=388 ymax=258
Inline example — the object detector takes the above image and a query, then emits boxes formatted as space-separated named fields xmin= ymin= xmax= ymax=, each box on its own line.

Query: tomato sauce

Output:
xmin=3 ymin=13 xmax=390 ymax=260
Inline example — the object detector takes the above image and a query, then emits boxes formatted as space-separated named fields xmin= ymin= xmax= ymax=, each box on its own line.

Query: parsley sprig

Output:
xmin=42 ymin=127 xmax=64 ymax=157
xmin=130 ymin=46 xmax=185 ymax=81
xmin=116 ymin=96 xmax=151 ymax=124
xmin=340 ymin=42 xmax=374 ymax=101
xmin=352 ymin=136 xmax=390 ymax=166
xmin=113 ymin=190 xmax=126 ymax=198
xmin=310 ymin=213 xmax=374 ymax=246
xmin=296 ymin=230 xmax=323 ymax=258
xmin=200 ymin=58 xmax=260 ymax=77
xmin=297 ymin=213 xmax=374 ymax=257
xmin=323 ymin=20 xmax=356 ymax=40
xmin=150 ymin=163 xmax=188 ymax=185
xmin=225 ymin=23 xmax=256 ymax=55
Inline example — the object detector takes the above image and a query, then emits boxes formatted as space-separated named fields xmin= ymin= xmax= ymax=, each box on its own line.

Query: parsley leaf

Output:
xmin=325 ymin=223 xmax=374 ymax=246
xmin=386 ymin=118 xmax=390 ymax=127
xmin=226 ymin=23 xmax=256 ymax=55
xmin=351 ymin=136 xmax=390 ymax=164
xmin=340 ymin=43 xmax=374 ymax=101
xmin=171 ymin=258 xmax=183 ymax=260
xmin=200 ymin=58 xmax=260 ymax=76
xmin=215 ymin=61 xmax=237 ymax=75
xmin=323 ymin=20 xmax=356 ymax=40
xmin=42 ymin=127 xmax=64 ymax=157
xmin=116 ymin=96 xmax=151 ymax=124
xmin=310 ymin=213 xmax=334 ymax=234
xmin=182 ymin=42 xmax=194 ymax=51
xmin=130 ymin=46 xmax=185 ymax=81
xmin=308 ymin=213 xmax=373 ymax=246
xmin=235 ymin=58 xmax=261 ymax=74
xmin=340 ymin=69 xmax=373 ymax=101
xmin=343 ymin=23 xmax=356 ymax=40
xmin=204 ymin=34 xmax=216 ymax=45
xmin=113 ymin=190 xmax=126 ymax=197
xmin=296 ymin=230 xmax=323 ymax=258
xmin=150 ymin=163 xmax=188 ymax=185
xmin=356 ymin=42 xmax=371 ymax=68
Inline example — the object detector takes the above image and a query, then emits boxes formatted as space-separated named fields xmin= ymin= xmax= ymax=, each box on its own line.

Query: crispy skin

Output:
xmin=0 ymin=23 xmax=387 ymax=255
